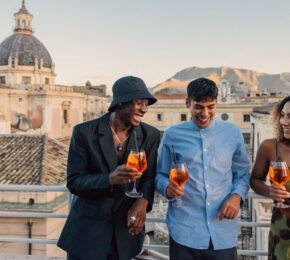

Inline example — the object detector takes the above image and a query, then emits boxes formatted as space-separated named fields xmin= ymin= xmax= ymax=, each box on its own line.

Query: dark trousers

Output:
xmin=169 ymin=236 xmax=238 ymax=260
xmin=67 ymin=233 xmax=119 ymax=260
xmin=67 ymin=253 xmax=119 ymax=260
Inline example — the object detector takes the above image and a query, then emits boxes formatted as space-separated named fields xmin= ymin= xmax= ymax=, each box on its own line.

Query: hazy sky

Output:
xmin=0 ymin=0 xmax=290 ymax=92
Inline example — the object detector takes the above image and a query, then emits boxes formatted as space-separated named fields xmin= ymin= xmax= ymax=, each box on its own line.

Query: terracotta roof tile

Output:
xmin=0 ymin=135 xmax=68 ymax=185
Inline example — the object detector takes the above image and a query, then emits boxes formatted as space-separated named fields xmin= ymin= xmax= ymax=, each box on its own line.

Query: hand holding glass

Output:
xmin=125 ymin=149 xmax=147 ymax=198
xmin=268 ymin=161 xmax=290 ymax=208
xmin=169 ymin=161 xmax=189 ymax=207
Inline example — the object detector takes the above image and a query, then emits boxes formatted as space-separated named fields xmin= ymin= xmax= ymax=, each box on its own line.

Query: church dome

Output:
xmin=0 ymin=33 xmax=52 ymax=68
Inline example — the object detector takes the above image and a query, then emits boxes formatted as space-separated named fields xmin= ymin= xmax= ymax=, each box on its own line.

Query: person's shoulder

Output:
xmin=215 ymin=120 xmax=240 ymax=131
xmin=73 ymin=114 xmax=105 ymax=133
xmin=162 ymin=122 xmax=189 ymax=141
xmin=166 ymin=122 xmax=188 ymax=132
xmin=259 ymin=138 xmax=275 ymax=151
xmin=140 ymin=122 xmax=160 ymax=136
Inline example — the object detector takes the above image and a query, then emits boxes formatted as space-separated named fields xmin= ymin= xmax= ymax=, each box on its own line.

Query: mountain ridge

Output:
xmin=153 ymin=66 xmax=290 ymax=95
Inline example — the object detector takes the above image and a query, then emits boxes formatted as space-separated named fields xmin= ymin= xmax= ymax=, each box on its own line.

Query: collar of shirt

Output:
xmin=188 ymin=118 xmax=216 ymax=133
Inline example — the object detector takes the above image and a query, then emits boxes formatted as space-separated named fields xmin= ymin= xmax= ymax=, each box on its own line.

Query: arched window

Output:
xmin=62 ymin=101 xmax=72 ymax=126
xmin=22 ymin=20 xmax=26 ymax=28
xmin=17 ymin=19 xmax=20 ymax=28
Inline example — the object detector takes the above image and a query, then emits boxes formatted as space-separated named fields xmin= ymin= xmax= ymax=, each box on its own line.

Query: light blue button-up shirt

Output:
xmin=155 ymin=119 xmax=250 ymax=250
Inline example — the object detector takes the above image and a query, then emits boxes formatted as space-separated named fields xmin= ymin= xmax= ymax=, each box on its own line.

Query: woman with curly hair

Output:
xmin=250 ymin=96 xmax=290 ymax=260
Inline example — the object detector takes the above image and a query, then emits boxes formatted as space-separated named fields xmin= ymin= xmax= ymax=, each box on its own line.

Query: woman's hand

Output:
xmin=269 ymin=183 xmax=290 ymax=202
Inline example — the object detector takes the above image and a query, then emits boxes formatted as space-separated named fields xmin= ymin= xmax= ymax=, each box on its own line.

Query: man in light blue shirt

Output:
xmin=155 ymin=78 xmax=250 ymax=260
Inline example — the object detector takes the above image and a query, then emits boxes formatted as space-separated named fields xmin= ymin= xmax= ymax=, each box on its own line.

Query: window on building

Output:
xmin=221 ymin=113 xmax=229 ymax=121
xmin=22 ymin=76 xmax=31 ymax=84
xmin=17 ymin=19 xmax=20 ymax=28
xmin=242 ymin=133 xmax=251 ymax=145
xmin=45 ymin=78 xmax=50 ymax=85
xmin=62 ymin=101 xmax=71 ymax=126
xmin=63 ymin=109 xmax=68 ymax=124
xmin=22 ymin=20 xmax=26 ymax=28
xmin=181 ymin=114 xmax=187 ymax=121
xmin=0 ymin=76 xmax=5 ymax=84
xmin=19 ymin=98 xmax=22 ymax=102
xmin=243 ymin=114 xmax=250 ymax=122
xmin=157 ymin=113 xmax=163 ymax=121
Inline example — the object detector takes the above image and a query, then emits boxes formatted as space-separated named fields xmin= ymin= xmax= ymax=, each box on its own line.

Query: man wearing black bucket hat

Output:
xmin=57 ymin=76 xmax=160 ymax=260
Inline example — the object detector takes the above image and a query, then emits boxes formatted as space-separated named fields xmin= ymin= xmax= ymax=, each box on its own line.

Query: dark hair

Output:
xmin=273 ymin=95 xmax=290 ymax=142
xmin=187 ymin=78 xmax=218 ymax=102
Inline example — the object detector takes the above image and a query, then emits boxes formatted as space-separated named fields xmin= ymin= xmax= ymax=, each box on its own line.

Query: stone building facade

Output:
xmin=0 ymin=1 xmax=108 ymax=142
xmin=0 ymin=1 xmax=108 ymax=257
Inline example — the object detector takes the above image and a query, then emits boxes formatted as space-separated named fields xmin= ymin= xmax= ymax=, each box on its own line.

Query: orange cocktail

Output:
xmin=268 ymin=161 xmax=290 ymax=208
xmin=170 ymin=167 xmax=189 ymax=187
xmin=169 ymin=161 xmax=189 ymax=207
xmin=125 ymin=150 xmax=147 ymax=198
xmin=268 ymin=165 xmax=290 ymax=186
xmin=126 ymin=150 xmax=147 ymax=173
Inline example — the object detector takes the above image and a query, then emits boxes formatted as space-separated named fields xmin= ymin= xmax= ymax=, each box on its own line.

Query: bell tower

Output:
xmin=14 ymin=0 xmax=33 ymax=35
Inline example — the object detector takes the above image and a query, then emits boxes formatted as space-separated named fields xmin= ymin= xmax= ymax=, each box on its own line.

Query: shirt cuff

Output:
xmin=231 ymin=191 xmax=245 ymax=208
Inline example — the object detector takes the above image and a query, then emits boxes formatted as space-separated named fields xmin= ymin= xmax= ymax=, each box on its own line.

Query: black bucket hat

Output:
xmin=108 ymin=76 xmax=157 ymax=112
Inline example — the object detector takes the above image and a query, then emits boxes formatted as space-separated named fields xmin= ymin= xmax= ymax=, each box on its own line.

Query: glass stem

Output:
xmin=132 ymin=180 xmax=137 ymax=192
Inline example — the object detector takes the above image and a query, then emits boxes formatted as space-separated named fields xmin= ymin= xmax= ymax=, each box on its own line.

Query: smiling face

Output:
xmin=118 ymin=99 xmax=148 ymax=127
xmin=280 ymin=101 xmax=290 ymax=140
xmin=186 ymin=98 xmax=217 ymax=129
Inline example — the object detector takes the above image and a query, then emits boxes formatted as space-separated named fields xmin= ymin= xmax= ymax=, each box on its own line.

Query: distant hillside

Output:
xmin=153 ymin=66 xmax=290 ymax=94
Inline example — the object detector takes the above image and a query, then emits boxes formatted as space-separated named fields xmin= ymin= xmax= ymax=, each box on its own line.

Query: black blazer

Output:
xmin=57 ymin=113 xmax=160 ymax=260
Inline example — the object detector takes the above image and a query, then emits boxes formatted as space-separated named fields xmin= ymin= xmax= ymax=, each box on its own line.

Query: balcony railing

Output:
xmin=0 ymin=184 xmax=269 ymax=257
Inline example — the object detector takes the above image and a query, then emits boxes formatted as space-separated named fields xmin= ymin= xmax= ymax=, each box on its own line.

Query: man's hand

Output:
xmin=127 ymin=197 xmax=148 ymax=235
xmin=166 ymin=182 xmax=184 ymax=198
xmin=109 ymin=165 xmax=141 ymax=186
xmin=269 ymin=183 xmax=290 ymax=202
xmin=218 ymin=194 xmax=241 ymax=221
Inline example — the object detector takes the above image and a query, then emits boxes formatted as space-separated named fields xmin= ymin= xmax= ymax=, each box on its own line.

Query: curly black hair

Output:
xmin=273 ymin=95 xmax=290 ymax=143
xmin=187 ymin=78 xmax=218 ymax=102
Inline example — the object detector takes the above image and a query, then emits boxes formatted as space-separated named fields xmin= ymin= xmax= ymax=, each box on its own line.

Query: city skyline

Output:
xmin=0 ymin=0 xmax=290 ymax=92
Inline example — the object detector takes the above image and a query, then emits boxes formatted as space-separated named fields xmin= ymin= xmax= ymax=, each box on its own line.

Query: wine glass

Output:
xmin=268 ymin=161 xmax=290 ymax=208
xmin=169 ymin=161 xmax=189 ymax=207
xmin=125 ymin=149 xmax=147 ymax=198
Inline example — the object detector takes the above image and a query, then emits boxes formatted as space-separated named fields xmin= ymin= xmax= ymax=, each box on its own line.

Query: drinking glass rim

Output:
xmin=269 ymin=161 xmax=288 ymax=168
xmin=129 ymin=149 xmax=145 ymax=153
xmin=171 ymin=161 xmax=187 ymax=167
